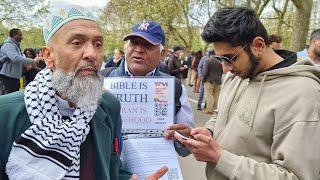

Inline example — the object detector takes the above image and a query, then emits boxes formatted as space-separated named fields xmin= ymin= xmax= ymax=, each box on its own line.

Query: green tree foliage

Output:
xmin=101 ymin=0 xmax=210 ymax=51
xmin=271 ymin=0 xmax=291 ymax=35
xmin=0 ymin=25 xmax=45 ymax=50
xmin=216 ymin=0 xmax=270 ymax=16
xmin=0 ymin=0 xmax=314 ymax=53
xmin=290 ymin=0 xmax=313 ymax=51
xmin=20 ymin=28 xmax=45 ymax=50
xmin=0 ymin=0 xmax=49 ymax=26
xmin=0 ymin=0 xmax=48 ymax=49
xmin=0 ymin=25 xmax=9 ymax=43
xmin=213 ymin=0 xmax=314 ymax=51
xmin=261 ymin=0 xmax=293 ymax=49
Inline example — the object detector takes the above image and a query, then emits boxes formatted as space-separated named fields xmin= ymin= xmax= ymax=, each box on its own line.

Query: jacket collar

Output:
xmin=7 ymin=37 xmax=19 ymax=46
xmin=117 ymin=58 xmax=160 ymax=77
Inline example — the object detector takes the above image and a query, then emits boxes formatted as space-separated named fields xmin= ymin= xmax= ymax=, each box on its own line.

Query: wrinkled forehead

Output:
xmin=313 ymin=38 xmax=320 ymax=43
xmin=50 ymin=20 xmax=103 ymax=45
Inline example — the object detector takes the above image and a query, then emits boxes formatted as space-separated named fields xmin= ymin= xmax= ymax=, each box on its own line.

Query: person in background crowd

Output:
xmin=268 ymin=34 xmax=283 ymax=50
xmin=158 ymin=58 xmax=170 ymax=74
xmin=168 ymin=46 xmax=186 ymax=80
xmin=163 ymin=48 xmax=173 ymax=65
xmin=108 ymin=21 xmax=195 ymax=157
xmin=101 ymin=48 xmax=125 ymax=76
xmin=202 ymin=54 xmax=222 ymax=114
xmin=186 ymin=51 xmax=195 ymax=86
xmin=105 ymin=49 xmax=124 ymax=68
xmin=197 ymin=50 xmax=214 ymax=110
xmin=192 ymin=50 xmax=203 ymax=93
xmin=174 ymin=7 xmax=320 ymax=180
xmin=35 ymin=48 xmax=47 ymax=69
xmin=0 ymin=5 xmax=166 ymax=180
xmin=181 ymin=53 xmax=189 ymax=85
xmin=0 ymin=28 xmax=42 ymax=95
xmin=22 ymin=48 xmax=42 ymax=85
xmin=297 ymin=28 xmax=320 ymax=64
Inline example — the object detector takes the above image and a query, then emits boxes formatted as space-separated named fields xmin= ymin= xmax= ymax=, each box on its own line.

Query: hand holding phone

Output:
xmin=174 ymin=131 xmax=194 ymax=140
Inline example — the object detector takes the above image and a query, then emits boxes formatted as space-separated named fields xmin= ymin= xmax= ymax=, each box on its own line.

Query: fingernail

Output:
xmin=131 ymin=174 xmax=138 ymax=180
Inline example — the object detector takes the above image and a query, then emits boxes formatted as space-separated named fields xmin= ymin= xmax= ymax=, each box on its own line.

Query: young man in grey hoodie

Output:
xmin=174 ymin=7 xmax=320 ymax=180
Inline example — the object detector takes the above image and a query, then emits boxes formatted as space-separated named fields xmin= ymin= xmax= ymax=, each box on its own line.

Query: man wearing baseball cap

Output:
xmin=109 ymin=21 xmax=195 ymax=156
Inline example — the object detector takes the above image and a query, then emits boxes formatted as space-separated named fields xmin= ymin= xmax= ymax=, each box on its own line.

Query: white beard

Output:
xmin=52 ymin=69 xmax=103 ymax=108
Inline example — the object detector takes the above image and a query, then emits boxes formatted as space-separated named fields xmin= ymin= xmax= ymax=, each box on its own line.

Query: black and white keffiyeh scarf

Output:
xmin=6 ymin=68 xmax=97 ymax=180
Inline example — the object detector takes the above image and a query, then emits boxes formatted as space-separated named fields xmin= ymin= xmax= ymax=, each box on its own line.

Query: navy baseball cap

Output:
xmin=123 ymin=21 xmax=165 ymax=46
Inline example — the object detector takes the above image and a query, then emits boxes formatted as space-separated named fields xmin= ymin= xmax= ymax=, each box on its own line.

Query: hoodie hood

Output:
xmin=255 ymin=52 xmax=320 ymax=84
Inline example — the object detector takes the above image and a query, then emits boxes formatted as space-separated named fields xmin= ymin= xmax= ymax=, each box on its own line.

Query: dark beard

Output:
xmin=312 ymin=48 xmax=320 ymax=60
xmin=246 ymin=48 xmax=261 ymax=79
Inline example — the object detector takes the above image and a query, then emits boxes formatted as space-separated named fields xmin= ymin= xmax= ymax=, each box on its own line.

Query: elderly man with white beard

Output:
xmin=0 ymin=4 xmax=167 ymax=180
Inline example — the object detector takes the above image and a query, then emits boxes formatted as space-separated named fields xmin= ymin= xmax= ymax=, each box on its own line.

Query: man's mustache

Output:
xmin=75 ymin=64 xmax=98 ymax=74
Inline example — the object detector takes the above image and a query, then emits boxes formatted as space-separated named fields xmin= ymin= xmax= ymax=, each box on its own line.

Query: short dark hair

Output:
xmin=23 ymin=48 xmax=36 ymax=59
xmin=201 ymin=7 xmax=269 ymax=47
xmin=269 ymin=34 xmax=282 ymax=43
xmin=172 ymin=46 xmax=184 ymax=52
xmin=9 ymin=28 xmax=21 ymax=38
xmin=310 ymin=28 xmax=320 ymax=41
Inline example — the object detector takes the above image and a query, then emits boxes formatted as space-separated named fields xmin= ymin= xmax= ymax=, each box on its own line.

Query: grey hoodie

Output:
xmin=205 ymin=58 xmax=320 ymax=180
xmin=0 ymin=37 xmax=33 ymax=79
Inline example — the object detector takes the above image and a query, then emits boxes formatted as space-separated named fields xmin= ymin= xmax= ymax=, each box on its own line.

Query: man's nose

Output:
xmin=83 ymin=43 xmax=98 ymax=61
xmin=222 ymin=61 xmax=233 ymax=73
xmin=133 ymin=44 xmax=144 ymax=53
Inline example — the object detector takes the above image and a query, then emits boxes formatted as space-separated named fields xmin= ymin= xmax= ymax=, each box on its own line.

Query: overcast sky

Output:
xmin=50 ymin=0 xmax=107 ymax=9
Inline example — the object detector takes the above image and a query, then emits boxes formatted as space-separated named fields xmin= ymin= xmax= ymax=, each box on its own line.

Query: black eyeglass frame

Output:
xmin=214 ymin=44 xmax=249 ymax=66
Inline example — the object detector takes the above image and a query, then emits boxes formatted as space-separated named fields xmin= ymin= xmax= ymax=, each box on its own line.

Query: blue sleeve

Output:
xmin=197 ymin=57 xmax=206 ymax=76
xmin=2 ymin=43 xmax=33 ymax=65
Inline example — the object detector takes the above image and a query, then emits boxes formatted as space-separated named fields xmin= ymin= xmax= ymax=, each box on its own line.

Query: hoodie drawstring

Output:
xmin=249 ymin=73 xmax=267 ymax=128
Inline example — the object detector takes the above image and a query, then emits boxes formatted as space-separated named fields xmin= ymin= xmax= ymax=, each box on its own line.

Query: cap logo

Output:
xmin=138 ymin=22 xmax=149 ymax=30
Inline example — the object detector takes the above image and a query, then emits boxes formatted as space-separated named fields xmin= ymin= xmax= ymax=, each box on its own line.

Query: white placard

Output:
xmin=104 ymin=77 xmax=175 ymax=130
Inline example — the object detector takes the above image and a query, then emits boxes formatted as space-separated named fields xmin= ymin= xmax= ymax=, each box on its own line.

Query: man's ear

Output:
xmin=250 ymin=37 xmax=266 ymax=56
xmin=160 ymin=49 xmax=165 ymax=58
xmin=42 ymin=46 xmax=55 ymax=69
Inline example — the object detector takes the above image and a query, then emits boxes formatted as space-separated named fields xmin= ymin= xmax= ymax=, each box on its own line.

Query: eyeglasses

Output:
xmin=214 ymin=44 xmax=248 ymax=66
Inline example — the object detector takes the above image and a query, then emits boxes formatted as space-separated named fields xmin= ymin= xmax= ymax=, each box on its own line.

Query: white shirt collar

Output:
xmin=55 ymin=95 xmax=75 ymax=117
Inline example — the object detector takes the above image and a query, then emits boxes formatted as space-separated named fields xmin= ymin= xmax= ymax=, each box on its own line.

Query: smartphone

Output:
xmin=174 ymin=131 xmax=194 ymax=140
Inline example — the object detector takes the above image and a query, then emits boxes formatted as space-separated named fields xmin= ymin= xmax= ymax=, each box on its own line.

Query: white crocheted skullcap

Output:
xmin=43 ymin=4 xmax=97 ymax=45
